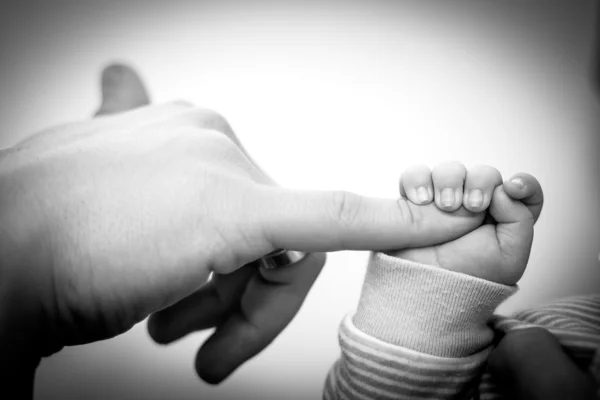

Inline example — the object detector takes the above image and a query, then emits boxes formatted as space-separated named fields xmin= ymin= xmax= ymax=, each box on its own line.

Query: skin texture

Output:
xmin=488 ymin=328 xmax=598 ymax=400
xmin=1 ymin=63 xmax=586 ymax=399
xmin=396 ymin=163 xmax=543 ymax=285
xmin=398 ymin=164 xmax=596 ymax=399
xmin=0 ymin=64 xmax=488 ymax=393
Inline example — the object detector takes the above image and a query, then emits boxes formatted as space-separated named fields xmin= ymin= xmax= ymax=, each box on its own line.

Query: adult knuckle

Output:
xmin=169 ymin=127 xmax=225 ymax=157
xmin=193 ymin=108 xmax=232 ymax=134
xmin=395 ymin=198 xmax=417 ymax=226
xmin=170 ymin=99 xmax=194 ymax=108
xmin=330 ymin=190 xmax=363 ymax=227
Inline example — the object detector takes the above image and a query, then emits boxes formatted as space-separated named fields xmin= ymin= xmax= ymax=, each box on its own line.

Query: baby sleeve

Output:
xmin=324 ymin=252 xmax=516 ymax=400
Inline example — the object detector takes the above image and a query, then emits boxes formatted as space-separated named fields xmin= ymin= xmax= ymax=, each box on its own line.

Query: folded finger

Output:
xmin=195 ymin=253 xmax=325 ymax=383
xmin=399 ymin=164 xmax=433 ymax=205
xmin=489 ymin=328 xmax=597 ymax=399
xmin=147 ymin=266 xmax=255 ymax=344
xmin=95 ymin=63 xmax=150 ymax=117
xmin=463 ymin=165 xmax=502 ymax=213
xmin=431 ymin=161 xmax=467 ymax=212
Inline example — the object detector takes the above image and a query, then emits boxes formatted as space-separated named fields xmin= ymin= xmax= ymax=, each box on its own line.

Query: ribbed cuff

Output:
xmin=353 ymin=252 xmax=517 ymax=358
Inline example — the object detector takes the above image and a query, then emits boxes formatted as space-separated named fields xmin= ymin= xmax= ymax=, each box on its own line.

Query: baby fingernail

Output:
xmin=511 ymin=177 xmax=526 ymax=188
xmin=416 ymin=186 xmax=430 ymax=203
xmin=441 ymin=188 xmax=454 ymax=207
xmin=468 ymin=189 xmax=483 ymax=208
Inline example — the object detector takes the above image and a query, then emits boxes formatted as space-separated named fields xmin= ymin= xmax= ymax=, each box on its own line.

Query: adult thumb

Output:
xmin=488 ymin=328 xmax=597 ymax=400
xmin=95 ymin=63 xmax=150 ymax=116
xmin=256 ymin=186 xmax=483 ymax=253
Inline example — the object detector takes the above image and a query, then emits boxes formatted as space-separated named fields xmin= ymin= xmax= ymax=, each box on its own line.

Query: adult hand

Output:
xmin=0 ymin=65 xmax=484 ymax=385
xmin=488 ymin=328 xmax=598 ymax=399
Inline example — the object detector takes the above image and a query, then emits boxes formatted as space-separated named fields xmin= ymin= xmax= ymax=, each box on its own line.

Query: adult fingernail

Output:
xmin=441 ymin=188 xmax=454 ymax=207
xmin=511 ymin=177 xmax=526 ymax=188
xmin=416 ymin=186 xmax=430 ymax=204
xmin=468 ymin=189 xmax=483 ymax=208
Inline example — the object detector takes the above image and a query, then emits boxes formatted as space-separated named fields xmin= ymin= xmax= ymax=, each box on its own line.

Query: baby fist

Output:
xmin=391 ymin=162 xmax=543 ymax=285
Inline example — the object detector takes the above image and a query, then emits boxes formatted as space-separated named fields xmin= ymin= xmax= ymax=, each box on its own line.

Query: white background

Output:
xmin=1 ymin=1 xmax=599 ymax=398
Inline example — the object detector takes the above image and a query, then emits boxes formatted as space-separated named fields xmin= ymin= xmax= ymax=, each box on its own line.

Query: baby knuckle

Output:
xmin=437 ymin=160 xmax=466 ymax=172
xmin=474 ymin=164 xmax=501 ymax=179
xmin=403 ymin=164 xmax=430 ymax=178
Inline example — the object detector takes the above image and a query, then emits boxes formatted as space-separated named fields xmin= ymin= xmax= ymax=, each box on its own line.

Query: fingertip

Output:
xmin=197 ymin=369 xmax=226 ymax=385
xmin=400 ymin=165 xmax=433 ymax=205
xmin=196 ymin=357 xmax=228 ymax=385
xmin=463 ymin=164 xmax=502 ymax=213
xmin=146 ymin=314 xmax=171 ymax=345
xmin=96 ymin=62 xmax=150 ymax=116
xmin=413 ymin=186 xmax=434 ymax=205
xmin=434 ymin=187 xmax=462 ymax=212
xmin=195 ymin=341 xmax=226 ymax=384
xmin=194 ymin=326 xmax=248 ymax=385
xmin=194 ymin=311 xmax=274 ymax=388
xmin=431 ymin=161 xmax=467 ymax=212
xmin=504 ymin=173 xmax=542 ymax=200
xmin=503 ymin=178 xmax=528 ymax=199
xmin=463 ymin=188 xmax=485 ymax=213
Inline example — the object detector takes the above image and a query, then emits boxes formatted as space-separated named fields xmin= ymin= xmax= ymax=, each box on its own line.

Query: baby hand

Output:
xmin=390 ymin=162 xmax=543 ymax=285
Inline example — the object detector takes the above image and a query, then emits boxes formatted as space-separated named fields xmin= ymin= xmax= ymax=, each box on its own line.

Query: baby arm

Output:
xmin=324 ymin=162 xmax=543 ymax=400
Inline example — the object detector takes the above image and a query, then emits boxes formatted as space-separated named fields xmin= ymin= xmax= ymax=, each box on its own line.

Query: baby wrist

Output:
xmin=353 ymin=252 xmax=517 ymax=357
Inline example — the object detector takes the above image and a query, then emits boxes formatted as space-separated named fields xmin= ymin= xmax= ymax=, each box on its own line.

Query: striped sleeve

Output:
xmin=323 ymin=315 xmax=489 ymax=400
xmin=491 ymin=294 xmax=600 ymax=383
xmin=323 ymin=253 xmax=516 ymax=400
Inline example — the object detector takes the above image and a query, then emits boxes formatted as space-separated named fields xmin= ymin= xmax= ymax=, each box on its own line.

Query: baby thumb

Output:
xmin=488 ymin=185 xmax=535 ymax=272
